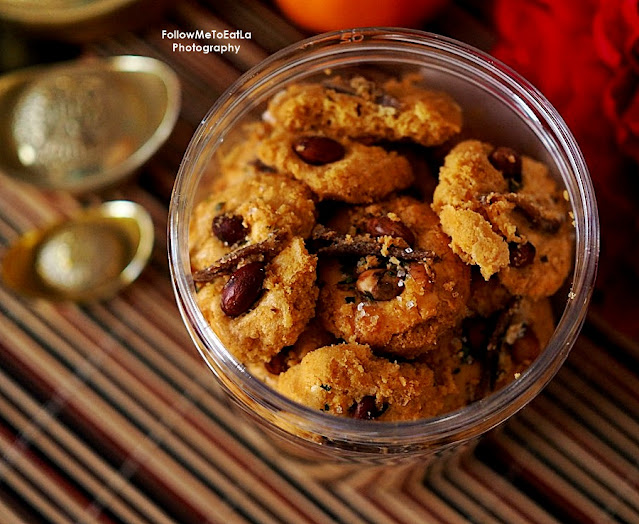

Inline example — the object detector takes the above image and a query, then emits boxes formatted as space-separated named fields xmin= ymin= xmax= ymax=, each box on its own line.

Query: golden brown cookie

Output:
xmin=265 ymin=74 xmax=462 ymax=146
xmin=257 ymin=128 xmax=413 ymax=203
xmin=196 ymin=237 xmax=318 ymax=364
xmin=467 ymin=269 xmax=512 ymax=318
xmin=317 ymin=195 xmax=470 ymax=357
xmin=276 ymin=343 xmax=450 ymax=421
xmin=189 ymin=172 xmax=317 ymax=271
xmin=246 ymin=319 xmax=337 ymax=388
xmin=432 ymin=140 xmax=573 ymax=298
xmin=203 ymin=122 xmax=276 ymax=194
xmin=190 ymin=74 xmax=569 ymax=422
xmin=439 ymin=295 xmax=556 ymax=410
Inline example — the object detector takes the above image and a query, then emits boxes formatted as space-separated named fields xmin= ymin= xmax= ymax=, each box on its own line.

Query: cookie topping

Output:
xmin=489 ymin=146 xmax=522 ymax=184
xmin=221 ymin=261 xmax=265 ymax=317
xmin=480 ymin=297 xmax=521 ymax=392
xmin=509 ymin=241 xmax=536 ymax=268
xmin=356 ymin=268 xmax=404 ymax=301
xmin=311 ymin=224 xmax=435 ymax=263
xmin=193 ymin=233 xmax=284 ymax=282
xmin=351 ymin=395 xmax=388 ymax=420
xmin=481 ymin=193 xmax=564 ymax=233
xmin=212 ymin=213 xmax=248 ymax=245
xmin=363 ymin=216 xmax=415 ymax=246
xmin=292 ymin=136 xmax=345 ymax=165
xmin=510 ymin=195 xmax=564 ymax=233
xmin=321 ymin=78 xmax=358 ymax=96
xmin=250 ymin=159 xmax=277 ymax=173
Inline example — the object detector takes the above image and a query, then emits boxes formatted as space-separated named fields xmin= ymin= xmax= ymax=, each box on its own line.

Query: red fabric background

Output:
xmin=491 ymin=0 xmax=639 ymax=338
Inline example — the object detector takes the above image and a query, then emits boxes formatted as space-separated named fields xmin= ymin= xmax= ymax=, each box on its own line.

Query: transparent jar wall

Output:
xmin=170 ymin=29 xmax=598 ymax=463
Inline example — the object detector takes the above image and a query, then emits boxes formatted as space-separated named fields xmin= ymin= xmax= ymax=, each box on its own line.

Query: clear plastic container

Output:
xmin=168 ymin=29 xmax=599 ymax=463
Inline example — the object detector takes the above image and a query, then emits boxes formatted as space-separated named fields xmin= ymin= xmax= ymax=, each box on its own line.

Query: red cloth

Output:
xmin=491 ymin=0 xmax=639 ymax=337
xmin=492 ymin=0 xmax=639 ymax=174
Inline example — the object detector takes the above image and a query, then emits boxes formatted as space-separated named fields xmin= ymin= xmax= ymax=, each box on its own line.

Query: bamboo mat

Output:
xmin=0 ymin=1 xmax=638 ymax=523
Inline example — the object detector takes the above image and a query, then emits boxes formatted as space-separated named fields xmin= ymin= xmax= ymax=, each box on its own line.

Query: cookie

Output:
xmin=190 ymin=73 xmax=571 ymax=423
xmin=196 ymin=237 xmax=318 ymax=364
xmin=190 ymin=172 xmax=317 ymax=271
xmin=265 ymin=74 xmax=462 ymax=146
xmin=317 ymin=195 xmax=470 ymax=357
xmin=203 ymin=122 xmax=276 ymax=194
xmin=249 ymin=319 xmax=338 ymax=383
xmin=432 ymin=140 xmax=573 ymax=298
xmin=441 ymin=295 xmax=556 ymax=409
xmin=467 ymin=269 xmax=512 ymax=318
xmin=257 ymin=127 xmax=414 ymax=203
xmin=276 ymin=343 xmax=451 ymax=421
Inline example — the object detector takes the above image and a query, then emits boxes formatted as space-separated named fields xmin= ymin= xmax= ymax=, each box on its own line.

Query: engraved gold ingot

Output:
xmin=1 ymin=201 xmax=154 ymax=302
xmin=0 ymin=55 xmax=180 ymax=192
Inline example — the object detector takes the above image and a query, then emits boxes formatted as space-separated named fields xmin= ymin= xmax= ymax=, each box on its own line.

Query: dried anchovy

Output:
xmin=479 ymin=296 xmax=522 ymax=394
xmin=311 ymin=224 xmax=339 ymax=241
xmin=321 ymin=79 xmax=358 ymax=96
xmin=481 ymin=193 xmax=564 ymax=233
xmin=192 ymin=233 xmax=285 ymax=283
xmin=250 ymin=159 xmax=277 ymax=173
xmin=322 ymin=78 xmax=399 ymax=108
xmin=310 ymin=225 xmax=436 ymax=263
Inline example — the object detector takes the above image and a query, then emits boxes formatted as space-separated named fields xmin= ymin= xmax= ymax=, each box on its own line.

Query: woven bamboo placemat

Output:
xmin=0 ymin=1 xmax=637 ymax=522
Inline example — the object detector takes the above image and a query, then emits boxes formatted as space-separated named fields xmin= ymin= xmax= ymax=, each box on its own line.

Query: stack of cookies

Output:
xmin=189 ymin=73 xmax=573 ymax=421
